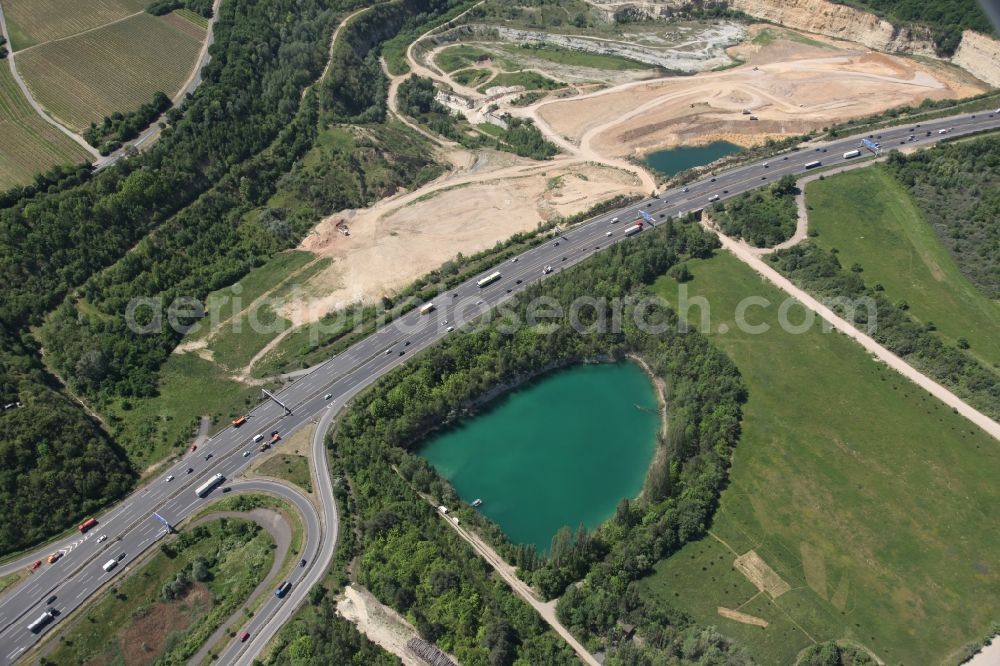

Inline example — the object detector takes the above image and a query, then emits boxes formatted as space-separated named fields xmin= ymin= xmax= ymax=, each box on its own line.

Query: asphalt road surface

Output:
xmin=1 ymin=109 xmax=997 ymax=664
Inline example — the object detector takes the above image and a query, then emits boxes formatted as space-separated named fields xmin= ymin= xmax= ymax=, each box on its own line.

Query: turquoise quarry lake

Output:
xmin=421 ymin=363 xmax=659 ymax=551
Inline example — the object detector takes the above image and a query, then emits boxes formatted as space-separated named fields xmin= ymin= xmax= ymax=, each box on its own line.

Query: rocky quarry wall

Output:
xmin=588 ymin=0 xmax=1000 ymax=87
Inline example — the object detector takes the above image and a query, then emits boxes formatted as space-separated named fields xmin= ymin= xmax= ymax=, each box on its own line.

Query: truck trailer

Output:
xmin=623 ymin=224 xmax=643 ymax=237
xmin=843 ymin=149 xmax=861 ymax=159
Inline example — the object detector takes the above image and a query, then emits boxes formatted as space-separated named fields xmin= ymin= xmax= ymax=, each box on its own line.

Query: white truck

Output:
xmin=419 ymin=302 xmax=435 ymax=315
xmin=102 ymin=559 xmax=117 ymax=573
xmin=623 ymin=224 xmax=643 ymax=237
xmin=843 ymin=149 xmax=861 ymax=159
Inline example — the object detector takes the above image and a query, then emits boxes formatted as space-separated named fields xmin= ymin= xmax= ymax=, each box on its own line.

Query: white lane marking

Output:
xmin=7 ymin=646 xmax=25 ymax=660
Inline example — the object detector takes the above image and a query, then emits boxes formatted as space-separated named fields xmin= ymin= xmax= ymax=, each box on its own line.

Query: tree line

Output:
xmin=769 ymin=243 xmax=1000 ymax=420
xmin=83 ymin=91 xmax=172 ymax=155
xmin=146 ymin=0 xmax=215 ymax=18
xmin=884 ymin=139 xmax=1000 ymax=300
xmin=841 ymin=0 xmax=994 ymax=55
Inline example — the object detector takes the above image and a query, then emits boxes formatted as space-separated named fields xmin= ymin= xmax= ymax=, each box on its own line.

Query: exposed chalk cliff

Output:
xmin=952 ymin=29 xmax=1000 ymax=87
xmin=586 ymin=0 xmax=1000 ymax=86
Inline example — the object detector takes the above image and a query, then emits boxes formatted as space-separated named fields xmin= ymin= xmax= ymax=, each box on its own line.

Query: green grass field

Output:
xmin=106 ymin=352 xmax=262 ymax=467
xmin=0 ymin=65 xmax=91 ymax=189
xmin=42 ymin=519 xmax=274 ymax=664
xmin=435 ymin=44 xmax=494 ymax=72
xmin=478 ymin=71 xmax=563 ymax=92
xmin=500 ymin=44 xmax=654 ymax=71
xmin=0 ymin=0 xmax=148 ymax=50
xmin=805 ymin=167 xmax=1000 ymax=371
xmin=641 ymin=251 xmax=1000 ymax=665
xmin=257 ymin=453 xmax=313 ymax=493
xmin=17 ymin=12 xmax=204 ymax=131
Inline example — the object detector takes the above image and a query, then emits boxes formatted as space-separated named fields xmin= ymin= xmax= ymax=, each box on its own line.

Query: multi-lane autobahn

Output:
xmin=1 ymin=109 xmax=998 ymax=664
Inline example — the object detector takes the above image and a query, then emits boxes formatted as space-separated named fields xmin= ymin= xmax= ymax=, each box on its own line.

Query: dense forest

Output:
xmin=839 ymin=0 xmax=993 ymax=55
xmin=263 ymin=218 xmax=749 ymax=663
xmin=0 ymin=325 xmax=134 ymax=551
xmin=711 ymin=174 xmax=799 ymax=247
xmin=884 ymin=140 xmax=1000 ymax=300
xmin=769 ymin=243 xmax=1000 ymax=419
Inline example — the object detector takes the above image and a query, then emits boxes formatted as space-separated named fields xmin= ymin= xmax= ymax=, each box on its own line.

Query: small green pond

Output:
xmin=643 ymin=141 xmax=742 ymax=176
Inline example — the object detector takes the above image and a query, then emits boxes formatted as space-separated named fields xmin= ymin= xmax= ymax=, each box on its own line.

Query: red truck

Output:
xmin=232 ymin=415 xmax=247 ymax=427
xmin=79 ymin=518 xmax=98 ymax=533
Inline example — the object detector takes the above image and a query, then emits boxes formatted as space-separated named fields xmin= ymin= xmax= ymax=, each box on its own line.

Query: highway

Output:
xmin=1 ymin=109 xmax=997 ymax=664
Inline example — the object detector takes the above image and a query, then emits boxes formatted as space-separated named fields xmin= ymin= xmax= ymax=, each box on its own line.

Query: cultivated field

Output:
xmin=0 ymin=0 xmax=148 ymax=49
xmin=642 ymin=252 xmax=1000 ymax=664
xmin=0 ymin=64 xmax=90 ymax=189
xmin=17 ymin=11 xmax=204 ymax=131
xmin=806 ymin=166 xmax=1000 ymax=371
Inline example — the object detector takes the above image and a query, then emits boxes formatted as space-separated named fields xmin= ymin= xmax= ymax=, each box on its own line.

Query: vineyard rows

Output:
xmin=17 ymin=12 xmax=204 ymax=132
xmin=0 ymin=64 xmax=90 ymax=189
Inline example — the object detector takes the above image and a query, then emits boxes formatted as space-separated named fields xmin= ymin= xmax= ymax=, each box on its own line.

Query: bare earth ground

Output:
xmin=292 ymin=161 xmax=639 ymax=324
xmin=733 ymin=550 xmax=791 ymax=598
xmin=336 ymin=583 xmax=459 ymax=666
xmin=536 ymin=26 xmax=985 ymax=158
xmin=717 ymin=606 xmax=769 ymax=628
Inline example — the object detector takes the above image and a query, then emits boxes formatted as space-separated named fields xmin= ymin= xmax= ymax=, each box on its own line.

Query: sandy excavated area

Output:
xmin=537 ymin=31 xmax=986 ymax=158
xmin=287 ymin=161 xmax=640 ymax=324
xmin=337 ymin=583 xmax=460 ymax=666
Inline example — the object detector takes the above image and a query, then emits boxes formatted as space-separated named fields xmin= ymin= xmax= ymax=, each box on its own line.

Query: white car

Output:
xmin=166 ymin=475 xmax=174 ymax=482
xmin=97 ymin=534 xmax=107 ymax=543
xmin=610 ymin=217 xmax=619 ymax=223
xmin=606 ymin=231 xmax=612 ymax=236
xmin=446 ymin=326 xmax=454 ymax=332
xmin=243 ymin=450 xmax=251 ymax=457
xmin=324 ymin=393 xmax=332 ymax=400
xmin=510 ymin=257 xmax=518 ymax=263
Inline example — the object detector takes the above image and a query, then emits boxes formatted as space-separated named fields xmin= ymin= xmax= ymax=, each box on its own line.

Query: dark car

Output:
xmin=300 ymin=558 xmax=307 ymax=567
xmin=561 ymin=257 xmax=567 ymax=262
xmin=117 ymin=553 xmax=126 ymax=561
xmin=516 ymin=279 xmax=522 ymax=284
xmin=761 ymin=176 xmax=766 ymax=180
xmin=222 ymin=487 xmax=232 ymax=493
xmin=710 ymin=177 xmax=716 ymax=182
xmin=506 ymin=288 xmax=512 ymax=293
xmin=187 ymin=468 xmax=193 ymax=474
xmin=271 ymin=430 xmax=279 ymax=436
xmin=398 ymin=350 xmax=405 ymax=356
xmin=46 ymin=595 xmax=57 ymax=604
xmin=645 ymin=202 xmax=651 ymax=207
xmin=658 ymin=213 xmax=665 ymax=218
xmin=204 ymin=453 xmax=213 ymax=461
xmin=404 ymin=340 xmax=410 ymax=346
